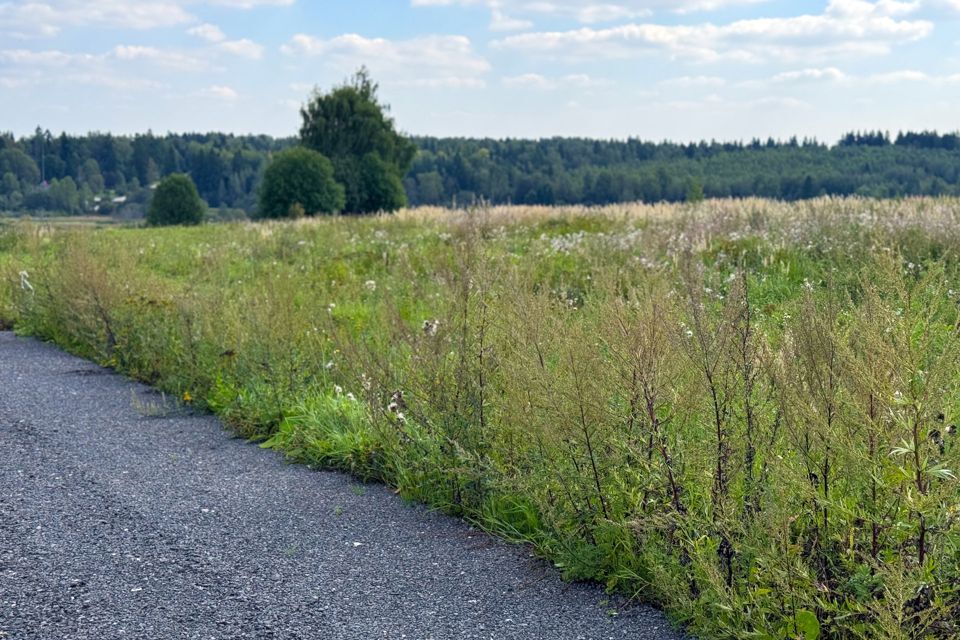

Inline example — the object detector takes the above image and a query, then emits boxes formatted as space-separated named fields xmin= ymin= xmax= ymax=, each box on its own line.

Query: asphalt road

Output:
xmin=0 ymin=332 xmax=688 ymax=640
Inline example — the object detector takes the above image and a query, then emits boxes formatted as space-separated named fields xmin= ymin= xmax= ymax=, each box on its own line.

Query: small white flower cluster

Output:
xmin=19 ymin=270 xmax=33 ymax=292
xmin=422 ymin=319 xmax=440 ymax=337
xmin=387 ymin=390 xmax=406 ymax=424
xmin=364 ymin=280 xmax=377 ymax=292
xmin=333 ymin=385 xmax=357 ymax=402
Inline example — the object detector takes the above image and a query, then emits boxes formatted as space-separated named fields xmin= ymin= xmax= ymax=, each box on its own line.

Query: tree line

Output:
xmin=4 ymin=124 xmax=960 ymax=216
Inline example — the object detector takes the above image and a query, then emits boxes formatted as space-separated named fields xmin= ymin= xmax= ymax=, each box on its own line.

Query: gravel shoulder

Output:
xmin=0 ymin=332 xmax=688 ymax=640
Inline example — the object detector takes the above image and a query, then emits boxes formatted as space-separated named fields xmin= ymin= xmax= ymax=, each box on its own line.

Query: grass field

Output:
xmin=2 ymin=198 xmax=959 ymax=639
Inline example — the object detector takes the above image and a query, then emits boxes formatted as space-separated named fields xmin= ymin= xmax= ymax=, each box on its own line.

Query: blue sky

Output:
xmin=1 ymin=0 xmax=958 ymax=142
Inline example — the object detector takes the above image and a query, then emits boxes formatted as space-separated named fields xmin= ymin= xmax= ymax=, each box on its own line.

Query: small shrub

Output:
xmin=147 ymin=174 xmax=205 ymax=227
xmin=258 ymin=147 xmax=345 ymax=219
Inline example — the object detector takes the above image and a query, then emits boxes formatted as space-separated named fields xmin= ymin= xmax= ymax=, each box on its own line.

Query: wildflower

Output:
xmin=396 ymin=412 xmax=406 ymax=424
xmin=182 ymin=391 xmax=193 ymax=403
xmin=360 ymin=374 xmax=372 ymax=392
xmin=325 ymin=361 xmax=335 ymax=371
xmin=19 ymin=271 xmax=33 ymax=292
xmin=346 ymin=392 xmax=356 ymax=402
xmin=422 ymin=319 xmax=440 ymax=337
xmin=364 ymin=280 xmax=377 ymax=292
xmin=334 ymin=385 xmax=343 ymax=396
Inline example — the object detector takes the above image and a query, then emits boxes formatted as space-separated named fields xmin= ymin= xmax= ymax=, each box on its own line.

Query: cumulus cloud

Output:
xmin=0 ymin=0 xmax=293 ymax=38
xmin=0 ymin=1 xmax=192 ymax=37
xmin=768 ymin=66 xmax=960 ymax=86
xmin=0 ymin=47 xmax=173 ymax=91
xmin=202 ymin=84 xmax=240 ymax=100
xmin=493 ymin=0 xmax=934 ymax=62
xmin=188 ymin=23 xmax=226 ymax=43
xmin=217 ymin=39 xmax=264 ymax=59
xmin=772 ymin=67 xmax=849 ymax=82
xmin=660 ymin=75 xmax=727 ymax=87
xmin=412 ymin=0 xmax=767 ymax=28
xmin=112 ymin=45 xmax=209 ymax=71
xmin=186 ymin=23 xmax=264 ymax=59
xmin=281 ymin=33 xmax=490 ymax=88
xmin=502 ymin=72 xmax=604 ymax=89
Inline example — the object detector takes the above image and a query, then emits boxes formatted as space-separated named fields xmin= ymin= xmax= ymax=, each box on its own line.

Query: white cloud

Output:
xmin=772 ymin=67 xmax=849 ymax=82
xmin=0 ymin=47 xmax=172 ymax=91
xmin=202 ymin=84 xmax=239 ymax=100
xmin=186 ymin=23 xmax=263 ymax=59
xmin=218 ymin=39 xmax=264 ymax=59
xmin=660 ymin=75 xmax=727 ymax=87
xmin=206 ymin=0 xmax=294 ymax=6
xmin=0 ymin=49 xmax=96 ymax=66
xmin=502 ymin=72 xmax=604 ymax=89
xmin=412 ymin=0 xmax=766 ymax=27
xmin=0 ymin=1 xmax=193 ymax=37
xmin=493 ymin=0 xmax=934 ymax=62
xmin=281 ymin=33 xmax=490 ymax=88
xmin=0 ymin=0 xmax=294 ymax=38
xmin=664 ymin=94 xmax=811 ymax=111
xmin=112 ymin=45 xmax=208 ymax=71
xmin=762 ymin=66 xmax=960 ymax=86
xmin=188 ymin=23 xmax=226 ymax=43
xmin=490 ymin=7 xmax=533 ymax=30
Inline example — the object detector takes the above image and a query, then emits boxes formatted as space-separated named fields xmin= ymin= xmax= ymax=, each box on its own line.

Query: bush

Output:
xmin=257 ymin=147 xmax=345 ymax=219
xmin=147 ymin=174 xmax=205 ymax=226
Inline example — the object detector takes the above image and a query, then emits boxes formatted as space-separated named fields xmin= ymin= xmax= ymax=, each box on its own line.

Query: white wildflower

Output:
xmin=334 ymin=385 xmax=343 ymax=396
xmin=364 ymin=280 xmax=377 ymax=292
xmin=18 ymin=271 xmax=33 ymax=292
xmin=422 ymin=319 xmax=440 ymax=337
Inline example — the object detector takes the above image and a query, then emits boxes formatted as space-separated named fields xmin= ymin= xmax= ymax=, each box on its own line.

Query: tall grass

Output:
xmin=2 ymin=198 xmax=959 ymax=638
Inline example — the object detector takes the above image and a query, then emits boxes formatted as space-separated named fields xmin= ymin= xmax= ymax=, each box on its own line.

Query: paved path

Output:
xmin=0 ymin=332 xmax=687 ymax=640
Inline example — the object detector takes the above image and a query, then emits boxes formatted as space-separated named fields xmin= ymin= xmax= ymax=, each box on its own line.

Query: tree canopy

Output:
xmin=257 ymin=147 xmax=345 ymax=218
xmin=299 ymin=68 xmax=415 ymax=213
xmin=7 ymin=127 xmax=960 ymax=217
xmin=147 ymin=173 xmax=205 ymax=226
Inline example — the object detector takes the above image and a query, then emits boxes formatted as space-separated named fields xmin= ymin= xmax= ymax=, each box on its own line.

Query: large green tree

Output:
xmin=147 ymin=173 xmax=205 ymax=226
xmin=257 ymin=147 xmax=345 ymax=218
xmin=299 ymin=68 xmax=416 ymax=214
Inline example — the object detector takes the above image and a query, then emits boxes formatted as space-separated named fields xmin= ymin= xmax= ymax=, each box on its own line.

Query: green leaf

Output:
xmin=795 ymin=610 xmax=821 ymax=640
xmin=781 ymin=610 xmax=821 ymax=640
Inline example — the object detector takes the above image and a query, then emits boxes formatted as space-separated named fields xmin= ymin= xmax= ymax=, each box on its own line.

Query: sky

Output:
xmin=0 ymin=0 xmax=959 ymax=142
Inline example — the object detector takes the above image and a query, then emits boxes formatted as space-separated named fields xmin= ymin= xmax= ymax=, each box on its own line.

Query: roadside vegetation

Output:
xmin=1 ymin=197 xmax=958 ymax=639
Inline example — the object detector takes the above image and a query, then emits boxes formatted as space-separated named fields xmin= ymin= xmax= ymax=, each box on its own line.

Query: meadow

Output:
xmin=1 ymin=198 xmax=959 ymax=639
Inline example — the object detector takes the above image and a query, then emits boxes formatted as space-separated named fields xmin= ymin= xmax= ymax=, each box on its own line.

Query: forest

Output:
xmin=3 ymin=128 xmax=960 ymax=216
